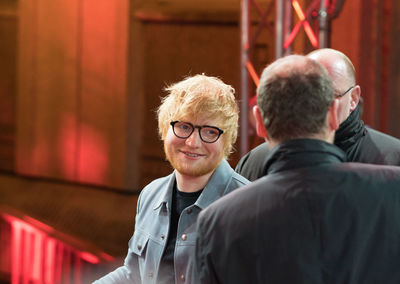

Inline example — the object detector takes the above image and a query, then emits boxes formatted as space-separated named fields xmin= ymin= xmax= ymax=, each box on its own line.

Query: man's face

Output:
xmin=164 ymin=116 xmax=225 ymax=177
xmin=308 ymin=52 xmax=359 ymax=125
xmin=331 ymin=75 xmax=355 ymax=124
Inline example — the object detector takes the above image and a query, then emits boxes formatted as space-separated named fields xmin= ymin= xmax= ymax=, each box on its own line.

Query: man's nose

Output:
xmin=185 ymin=129 xmax=202 ymax=147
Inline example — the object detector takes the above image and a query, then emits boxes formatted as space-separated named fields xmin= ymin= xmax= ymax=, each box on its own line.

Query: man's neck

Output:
xmin=175 ymin=171 xmax=214 ymax=193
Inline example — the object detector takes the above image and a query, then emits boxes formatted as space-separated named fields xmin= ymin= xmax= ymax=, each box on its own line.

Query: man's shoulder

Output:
xmin=235 ymin=142 xmax=270 ymax=181
xmin=357 ymin=127 xmax=400 ymax=165
xmin=230 ymin=170 xmax=251 ymax=186
xmin=241 ymin=142 xmax=270 ymax=161
xmin=320 ymin=162 xmax=400 ymax=194
xmin=199 ymin=174 xmax=277 ymax=222
xmin=338 ymin=161 xmax=400 ymax=178
xmin=212 ymin=159 xmax=250 ymax=186
xmin=205 ymin=162 xmax=400 ymax=217
xmin=366 ymin=127 xmax=400 ymax=145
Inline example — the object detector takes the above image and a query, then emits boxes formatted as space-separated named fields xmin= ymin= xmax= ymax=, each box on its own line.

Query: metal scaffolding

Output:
xmin=240 ymin=0 xmax=345 ymax=156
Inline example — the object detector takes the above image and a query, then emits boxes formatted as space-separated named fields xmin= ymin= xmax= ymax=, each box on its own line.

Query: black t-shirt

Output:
xmin=157 ymin=183 xmax=202 ymax=283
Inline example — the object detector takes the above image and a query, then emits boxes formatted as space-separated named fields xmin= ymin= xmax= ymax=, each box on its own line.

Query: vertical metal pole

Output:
xmin=319 ymin=0 xmax=328 ymax=48
xmin=275 ymin=0 xmax=284 ymax=58
xmin=240 ymin=0 xmax=249 ymax=156
xmin=283 ymin=0 xmax=293 ymax=56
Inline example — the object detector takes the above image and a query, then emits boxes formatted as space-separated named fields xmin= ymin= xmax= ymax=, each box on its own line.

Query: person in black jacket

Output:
xmin=193 ymin=55 xmax=400 ymax=284
xmin=236 ymin=48 xmax=400 ymax=181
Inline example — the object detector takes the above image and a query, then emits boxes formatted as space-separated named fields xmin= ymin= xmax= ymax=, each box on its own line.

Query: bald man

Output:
xmin=193 ymin=54 xmax=400 ymax=284
xmin=236 ymin=48 xmax=400 ymax=181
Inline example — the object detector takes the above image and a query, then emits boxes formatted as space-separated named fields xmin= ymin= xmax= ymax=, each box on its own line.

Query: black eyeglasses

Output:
xmin=335 ymin=86 xmax=355 ymax=98
xmin=170 ymin=121 xmax=224 ymax=143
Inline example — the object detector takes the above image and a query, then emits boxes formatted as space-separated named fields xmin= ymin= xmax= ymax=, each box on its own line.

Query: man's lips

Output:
xmin=180 ymin=150 xmax=205 ymax=158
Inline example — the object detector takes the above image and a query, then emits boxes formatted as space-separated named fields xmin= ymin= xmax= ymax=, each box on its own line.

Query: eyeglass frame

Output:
xmin=170 ymin=121 xmax=224 ymax=143
xmin=335 ymin=86 xmax=355 ymax=98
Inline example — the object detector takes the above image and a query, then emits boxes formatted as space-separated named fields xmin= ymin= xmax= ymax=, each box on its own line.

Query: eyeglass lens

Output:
xmin=171 ymin=121 xmax=223 ymax=143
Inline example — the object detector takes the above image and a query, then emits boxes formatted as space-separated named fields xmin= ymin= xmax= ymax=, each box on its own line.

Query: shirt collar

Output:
xmin=153 ymin=159 xmax=234 ymax=210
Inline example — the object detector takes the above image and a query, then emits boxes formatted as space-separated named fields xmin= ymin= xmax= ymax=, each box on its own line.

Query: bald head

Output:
xmin=307 ymin=48 xmax=360 ymax=123
xmin=308 ymin=48 xmax=356 ymax=86
xmin=256 ymin=55 xmax=335 ymax=143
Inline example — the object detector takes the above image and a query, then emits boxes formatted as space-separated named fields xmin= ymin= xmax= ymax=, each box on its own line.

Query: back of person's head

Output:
xmin=257 ymin=55 xmax=334 ymax=142
xmin=307 ymin=48 xmax=356 ymax=86
xmin=157 ymin=74 xmax=239 ymax=157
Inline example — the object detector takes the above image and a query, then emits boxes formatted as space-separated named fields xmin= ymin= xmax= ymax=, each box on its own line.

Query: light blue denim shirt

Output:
xmin=94 ymin=159 xmax=249 ymax=284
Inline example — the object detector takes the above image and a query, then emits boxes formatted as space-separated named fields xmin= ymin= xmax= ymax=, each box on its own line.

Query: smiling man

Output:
xmin=94 ymin=74 xmax=249 ymax=284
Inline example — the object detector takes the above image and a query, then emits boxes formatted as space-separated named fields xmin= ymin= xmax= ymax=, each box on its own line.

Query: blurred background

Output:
xmin=0 ymin=0 xmax=399 ymax=283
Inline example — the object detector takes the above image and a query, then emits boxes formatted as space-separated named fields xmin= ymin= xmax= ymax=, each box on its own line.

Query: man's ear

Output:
xmin=252 ymin=105 xmax=270 ymax=140
xmin=350 ymin=85 xmax=361 ymax=111
xmin=328 ymin=99 xmax=339 ymax=131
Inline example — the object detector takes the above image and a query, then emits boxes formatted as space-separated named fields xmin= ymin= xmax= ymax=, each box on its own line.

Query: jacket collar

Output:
xmin=264 ymin=139 xmax=346 ymax=175
xmin=153 ymin=159 xmax=234 ymax=210
xmin=194 ymin=159 xmax=235 ymax=210
xmin=334 ymin=106 xmax=366 ymax=157
xmin=153 ymin=173 xmax=176 ymax=211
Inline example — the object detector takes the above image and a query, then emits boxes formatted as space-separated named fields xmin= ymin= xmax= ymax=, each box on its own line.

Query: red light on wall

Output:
xmin=1 ymin=213 xmax=113 ymax=283
xmin=79 ymin=252 xmax=100 ymax=264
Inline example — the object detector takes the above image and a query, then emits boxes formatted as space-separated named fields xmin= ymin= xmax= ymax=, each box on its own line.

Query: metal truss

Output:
xmin=240 ymin=0 xmax=345 ymax=156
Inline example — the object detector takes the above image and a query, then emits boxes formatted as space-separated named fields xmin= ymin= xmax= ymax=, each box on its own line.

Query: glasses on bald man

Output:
xmin=335 ymin=86 xmax=355 ymax=98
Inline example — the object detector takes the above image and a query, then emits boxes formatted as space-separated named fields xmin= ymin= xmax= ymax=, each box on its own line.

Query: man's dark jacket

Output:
xmin=194 ymin=139 xmax=400 ymax=284
xmin=235 ymin=106 xmax=400 ymax=180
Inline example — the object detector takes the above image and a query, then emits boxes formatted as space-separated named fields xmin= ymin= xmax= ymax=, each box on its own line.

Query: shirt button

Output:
xmin=148 ymin=272 xmax=153 ymax=278
xmin=186 ymin=208 xmax=192 ymax=214
xmin=161 ymin=234 xmax=165 ymax=240
xmin=180 ymin=274 xmax=185 ymax=282
xmin=137 ymin=244 xmax=142 ymax=250
xmin=181 ymin=234 xmax=187 ymax=241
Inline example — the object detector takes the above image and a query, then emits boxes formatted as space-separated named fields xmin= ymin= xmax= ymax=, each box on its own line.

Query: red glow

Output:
xmin=284 ymin=22 xmax=302 ymax=49
xmin=80 ymin=251 xmax=100 ymax=264
xmin=74 ymin=256 xmax=82 ymax=284
xmin=78 ymin=124 xmax=109 ymax=185
xmin=286 ymin=0 xmax=319 ymax=49
xmin=100 ymin=252 xmax=115 ymax=262
xmin=22 ymin=230 xmax=32 ymax=283
xmin=60 ymin=114 xmax=78 ymax=180
xmin=292 ymin=0 xmax=306 ymax=20
xmin=60 ymin=115 xmax=109 ymax=185
xmin=32 ymin=232 xmax=44 ymax=281
xmin=10 ymin=219 xmax=21 ymax=284
xmin=1 ymin=213 xmax=114 ymax=283
xmin=44 ymin=238 xmax=56 ymax=284
xmin=24 ymin=216 xmax=54 ymax=233
xmin=246 ymin=61 xmax=260 ymax=86
xmin=303 ymin=22 xmax=318 ymax=48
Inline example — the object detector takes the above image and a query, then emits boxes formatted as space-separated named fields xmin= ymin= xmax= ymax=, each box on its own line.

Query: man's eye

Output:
xmin=178 ymin=123 xmax=192 ymax=131
xmin=203 ymin=128 xmax=218 ymax=137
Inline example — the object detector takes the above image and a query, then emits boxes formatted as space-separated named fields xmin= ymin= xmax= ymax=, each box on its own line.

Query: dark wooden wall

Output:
xmin=330 ymin=0 xmax=400 ymax=136
xmin=0 ymin=0 xmax=399 ymax=192
xmin=0 ymin=1 xmax=17 ymax=172
xmin=16 ymin=0 xmax=131 ymax=189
